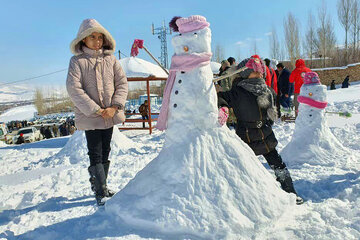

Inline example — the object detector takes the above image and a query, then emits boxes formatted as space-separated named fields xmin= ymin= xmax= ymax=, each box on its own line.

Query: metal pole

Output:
xmin=142 ymin=45 xmax=169 ymax=75
xmin=146 ymin=79 xmax=152 ymax=134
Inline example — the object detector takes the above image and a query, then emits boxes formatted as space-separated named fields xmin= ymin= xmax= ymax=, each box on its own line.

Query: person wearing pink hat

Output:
xmin=218 ymin=55 xmax=303 ymax=204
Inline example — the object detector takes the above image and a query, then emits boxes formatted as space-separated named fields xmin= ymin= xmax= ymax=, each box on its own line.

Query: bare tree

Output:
xmin=351 ymin=0 xmax=360 ymax=61
xmin=213 ymin=44 xmax=225 ymax=63
xmin=278 ymin=40 xmax=287 ymax=62
xmin=304 ymin=12 xmax=317 ymax=68
xmin=284 ymin=12 xmax=301 ymax=68
xmin=34 ymin=88 xmax=45 ymax=115
xmin=269 ymin=27 xmax=281 ymax=60
xmin=338 ymin=0 xmax=353 ymax=64
xmin=317 ymin=1 xmax=337 ymax=67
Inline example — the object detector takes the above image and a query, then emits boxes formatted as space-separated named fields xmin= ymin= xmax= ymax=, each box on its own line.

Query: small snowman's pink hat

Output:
xmin=304 ymin=72 xmax=321 ymax=85
xmin=298 ymin=72 xmax=327 ymax=109
xmin=170 ymin=15 xmax=210 ymax=34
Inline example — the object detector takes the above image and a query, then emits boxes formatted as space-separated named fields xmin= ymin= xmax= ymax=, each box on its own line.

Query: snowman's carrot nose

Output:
xmin=183 ymin=46 xmax=189 ymax=52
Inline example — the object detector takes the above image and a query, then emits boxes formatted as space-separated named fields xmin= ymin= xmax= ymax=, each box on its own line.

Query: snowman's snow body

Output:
xmin=106 ymin=16 xmax=293 ymax=238
xmin=166 ymin=27 xmax=218 ymax=144
xmin=281 ymin=73 xmax=348 ymax=167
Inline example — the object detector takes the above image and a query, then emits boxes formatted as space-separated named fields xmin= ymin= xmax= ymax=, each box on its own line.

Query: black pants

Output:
xmin=263 ymin=149 xmax=286 ymax=170
xmin=142 ymin=115 xmax=149 ymax=128
xmin=276 ymin=94 xmax=281 ymax=118
xmin=85 ymin=127 xmax=113 ymax=166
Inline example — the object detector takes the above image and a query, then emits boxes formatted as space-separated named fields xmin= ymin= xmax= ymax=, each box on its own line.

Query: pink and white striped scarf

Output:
xmin=156 ymin=52 xmax=212 ymax=130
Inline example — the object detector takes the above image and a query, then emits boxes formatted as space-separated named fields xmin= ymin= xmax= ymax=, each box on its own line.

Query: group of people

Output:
xmin=39 ymin=122 xmax=76 ymax=139
xmin=218 ymin=57 xmax=315 ymax=119
xmin=7 ymin=120 xmax=29 ymax=132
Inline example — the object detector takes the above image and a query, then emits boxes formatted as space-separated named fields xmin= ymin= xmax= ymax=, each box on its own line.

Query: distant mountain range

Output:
xmin=0 ymin=85 xmax=35 ymax=103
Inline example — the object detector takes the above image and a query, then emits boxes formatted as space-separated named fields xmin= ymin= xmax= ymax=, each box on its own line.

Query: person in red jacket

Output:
xmin=264 ymin=58 xmax=278 ymax=94
xmin=289 ymin=59 xmax=311 ymax=117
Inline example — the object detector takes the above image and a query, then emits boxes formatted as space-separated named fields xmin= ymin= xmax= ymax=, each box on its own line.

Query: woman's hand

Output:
xmin=215 ymin=84 xmax=223 ymax=93
xmin=101 ymin=107 xmax=117 ymax=119
xmin=218 ymin=107 xmax=229 ymax=126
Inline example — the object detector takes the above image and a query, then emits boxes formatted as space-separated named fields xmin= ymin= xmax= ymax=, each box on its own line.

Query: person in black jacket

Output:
xmin=330 ymin=80 xmax=336 ymax=90
xmin=217 ymin=56 xmax=303 ymax=204
xmin=341 ymin=75 xmax=350 ymax=88
xmin=44 ymin=126 xmax=53 ymax=139
xmin=40 ymin=125 xmax=46 ymax=138
xmin=276 ymin=63 xmax=293 ymax=110
xmin=59 ymin=123 xmax=68 ymax=136
xmin=15 ymin=133 xmax=25 ymax=144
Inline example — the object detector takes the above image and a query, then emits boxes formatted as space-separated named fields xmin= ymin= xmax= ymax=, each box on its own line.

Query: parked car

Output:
xmin=13 ymin=127 xmax=42 ymax=143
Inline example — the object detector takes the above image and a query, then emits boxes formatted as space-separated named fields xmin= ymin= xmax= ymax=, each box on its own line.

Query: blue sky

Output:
xmin=0 ymin=0 xmax=340 ymax=87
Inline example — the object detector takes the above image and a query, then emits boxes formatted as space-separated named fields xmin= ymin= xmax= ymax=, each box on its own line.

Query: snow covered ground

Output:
xmin=0 ymin=84 xmax=360 ymax=239
xmin=0 ymin=105 xmax=37 ymax=123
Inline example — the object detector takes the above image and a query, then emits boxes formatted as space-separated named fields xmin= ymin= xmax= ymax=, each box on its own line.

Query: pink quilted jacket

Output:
xmin=66 ymin=47 xmax=128 ymax=130
xmin=66 ymin=19 xmax=128 ymax=130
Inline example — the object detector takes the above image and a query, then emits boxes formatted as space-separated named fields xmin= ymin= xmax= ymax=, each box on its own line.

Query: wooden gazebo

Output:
xmin=119 ymin=76 xmax=167 ymax=134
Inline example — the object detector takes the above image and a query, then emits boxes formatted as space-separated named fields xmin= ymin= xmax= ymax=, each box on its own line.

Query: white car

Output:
xmin=13 ymin=127 xmax=42 ymax=143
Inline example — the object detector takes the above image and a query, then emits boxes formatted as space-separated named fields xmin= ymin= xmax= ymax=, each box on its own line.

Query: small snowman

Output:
xmin=106 ymin=15 xmax=293 ymax=238
xmin=281 ymin=72 xmax=348 ymax=167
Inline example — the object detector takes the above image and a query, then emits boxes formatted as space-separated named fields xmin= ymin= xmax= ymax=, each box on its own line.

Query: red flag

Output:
xmin=130 ymin=39 xmax=144 ymax=57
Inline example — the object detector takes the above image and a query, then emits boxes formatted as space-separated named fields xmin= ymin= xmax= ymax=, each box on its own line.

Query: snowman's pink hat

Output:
xmin=304 ymin=72 xmax=321 ymax=85
xmin=298 ymin=72 xmax=328 ymax=109
xmin=175 ymin=15 xmax=210 ymax=34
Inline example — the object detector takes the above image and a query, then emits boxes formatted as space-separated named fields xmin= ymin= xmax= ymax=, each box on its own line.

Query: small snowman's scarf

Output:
xmin=156 ymin=52 xmax=212 ymax=130
xmin=237 ymin=78 xmax=277 ymax=122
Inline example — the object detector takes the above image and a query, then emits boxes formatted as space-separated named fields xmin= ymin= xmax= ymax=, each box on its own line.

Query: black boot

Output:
xmin=88 ymin=164 xmax=108 ymax=206
xmin=274 ymin=168 xmax=304 ymax=205
xmin=103 ymin=161 xmax=115 ymax=197
xmin=88 ymin=167 xmax=96 ymax=194
xmin=274 ymin=168 xmax=296 ymax=193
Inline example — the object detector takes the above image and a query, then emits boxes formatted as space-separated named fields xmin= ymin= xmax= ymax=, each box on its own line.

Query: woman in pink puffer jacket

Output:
xmin=66 ymin=19 xmax=128 ymax=205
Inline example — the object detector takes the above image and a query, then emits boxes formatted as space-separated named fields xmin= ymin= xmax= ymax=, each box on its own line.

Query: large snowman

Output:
xmin=281 ymin=72 xmax=349 ymax=167
xmin=106 ymin=15 xmax=294 ymax=239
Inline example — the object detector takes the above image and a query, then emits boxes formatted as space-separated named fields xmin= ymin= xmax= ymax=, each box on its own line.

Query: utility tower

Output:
xmin=152 ymin=21 xmax=172 ymax=69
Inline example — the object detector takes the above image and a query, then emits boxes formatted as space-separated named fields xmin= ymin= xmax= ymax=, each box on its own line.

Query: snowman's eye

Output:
xmin=179 ymin=34 xmax=182 ymax=36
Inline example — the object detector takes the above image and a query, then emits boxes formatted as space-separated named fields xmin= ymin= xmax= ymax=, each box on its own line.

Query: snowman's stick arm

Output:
xmin=325 ymin=111 xmax=352 ymax=117
xmin=212 ymin=67 xmax=248 ymax=83
xmin=142 ymin=45 xmax=169 ymax=75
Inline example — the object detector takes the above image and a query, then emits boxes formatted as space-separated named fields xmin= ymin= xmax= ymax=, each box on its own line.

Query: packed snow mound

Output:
xmin=210 ymin=61 xmax=221 ymax=74
xmin=119 ymin=57 xmax=168 ymax=78
xmin=281 ymin=83 xmax=351 ymax=168
xmin=106 ymin=127 xmax=294 ymax=239
xmin=47 ymin=127 xmax=135 ymax=166
xmin=0 ymin=105 xmax=37 ymax=123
